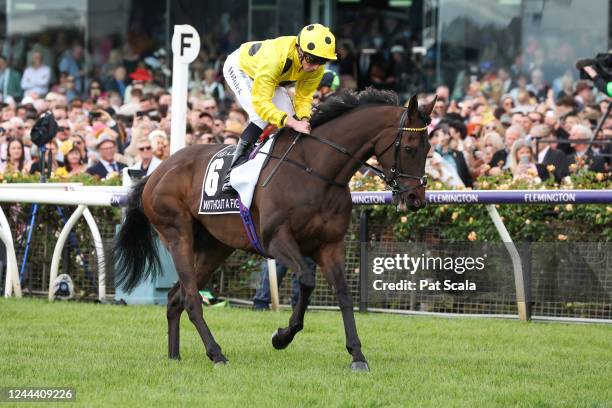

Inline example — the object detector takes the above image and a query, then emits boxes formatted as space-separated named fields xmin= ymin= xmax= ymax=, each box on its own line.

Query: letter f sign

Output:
xmin=172 ymin=25 xmax=200 ymax=64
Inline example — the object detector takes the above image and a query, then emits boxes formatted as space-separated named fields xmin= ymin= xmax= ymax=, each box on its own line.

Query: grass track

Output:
xmin=1 ymin=298 xmax=611 ymax=407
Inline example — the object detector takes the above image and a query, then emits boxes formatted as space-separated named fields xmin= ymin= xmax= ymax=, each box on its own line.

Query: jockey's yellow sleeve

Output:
xmin=239 ymin=36 xmax=324 ymax=127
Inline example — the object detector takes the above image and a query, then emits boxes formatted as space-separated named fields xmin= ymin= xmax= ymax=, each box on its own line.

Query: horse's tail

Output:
xmin=114 ymin=176 xmax=161 ymax=292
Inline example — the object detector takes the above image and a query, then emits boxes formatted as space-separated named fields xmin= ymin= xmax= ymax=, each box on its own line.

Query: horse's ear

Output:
xmin=405 ymin=94 xmax=418 ymax=116
xmin=422 ymin=95 xmax=438 ymax=117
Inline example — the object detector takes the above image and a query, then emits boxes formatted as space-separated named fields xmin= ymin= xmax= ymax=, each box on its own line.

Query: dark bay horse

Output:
xmin=114 ymin=88 xmax=435 ymax=371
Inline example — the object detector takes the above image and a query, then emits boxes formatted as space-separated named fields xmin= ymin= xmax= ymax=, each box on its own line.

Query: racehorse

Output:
xmin=114 ymin=88 xmax=435 ymax=371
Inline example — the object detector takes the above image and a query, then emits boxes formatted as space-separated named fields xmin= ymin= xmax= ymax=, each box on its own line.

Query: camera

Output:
xmin=30 ymin=111 xmax=57 ymax=147
xmin=576 ymin=52 xmax=612 ymax=82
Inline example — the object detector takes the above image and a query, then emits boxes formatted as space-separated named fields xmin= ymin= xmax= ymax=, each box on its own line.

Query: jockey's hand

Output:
xmin=287 ymin=117 xmax=311 ymax=134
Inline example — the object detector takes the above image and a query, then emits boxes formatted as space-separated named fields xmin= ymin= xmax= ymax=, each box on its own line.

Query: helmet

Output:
xmin=297 ymin=24 xmax=337 ymax=61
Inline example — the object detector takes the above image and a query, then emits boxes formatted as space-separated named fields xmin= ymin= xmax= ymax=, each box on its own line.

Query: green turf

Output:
xmin=1 ymin=299 xmax=611 ymax=407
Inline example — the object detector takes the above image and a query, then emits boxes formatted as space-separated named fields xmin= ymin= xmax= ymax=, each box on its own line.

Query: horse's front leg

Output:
xmin=265 ymin=227 xmax=316 ymax=350
xmin=314 ymin=241 xmax=369 ymax=371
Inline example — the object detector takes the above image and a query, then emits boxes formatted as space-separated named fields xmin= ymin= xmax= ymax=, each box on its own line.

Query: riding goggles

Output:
xmin=303 ymin=52 xmax=328 ymax=66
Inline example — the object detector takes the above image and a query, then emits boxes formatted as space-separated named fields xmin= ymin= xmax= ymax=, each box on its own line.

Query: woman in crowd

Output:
xmin=59 ymin=140 xmax=86 ymax=176
xmin=0 ymin=137 xmax=31 ymax=174
xmin=149 ymin=129 xmax=170 ymax=161
xmin=509 ymin=139 xmax=539 ymax=181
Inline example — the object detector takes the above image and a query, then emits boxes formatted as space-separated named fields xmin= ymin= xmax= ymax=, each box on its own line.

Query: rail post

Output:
xmin=359 ymin=209 xmax=370 ymax=313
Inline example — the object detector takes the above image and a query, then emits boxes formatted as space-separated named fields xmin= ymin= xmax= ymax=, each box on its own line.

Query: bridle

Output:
xmin=372 ymin=109 xmax=429 ymax=199
xmin=261 ymin=108 xmax=429 ymax=198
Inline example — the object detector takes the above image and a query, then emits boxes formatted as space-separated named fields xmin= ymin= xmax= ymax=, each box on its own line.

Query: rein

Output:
xmin=260 ymin=109 xmax=429 ymax=196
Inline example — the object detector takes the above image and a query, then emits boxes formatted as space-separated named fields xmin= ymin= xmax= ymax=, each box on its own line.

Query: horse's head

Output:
xmin=374 ymin=95 xmax=436 ymax=211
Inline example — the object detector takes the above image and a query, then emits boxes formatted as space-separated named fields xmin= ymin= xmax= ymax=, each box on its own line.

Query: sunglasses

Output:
xmin=139 ymin=146 xmax=152 ymax=151
xmin=302 ymin=52 xmax=328 ymax=65
xmin=58 ymin=126 xmax=67 ymax=132
xmin=73 ymin=140 xmax=83 ymax=145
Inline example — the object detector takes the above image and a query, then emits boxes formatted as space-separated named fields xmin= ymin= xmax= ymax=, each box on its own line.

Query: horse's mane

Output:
xmin=310 ymin=87 xmax=400 ymax=128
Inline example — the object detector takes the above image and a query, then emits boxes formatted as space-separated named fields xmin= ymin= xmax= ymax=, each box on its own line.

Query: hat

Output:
xmin=92 ymin=123 xmax=108 ymax=137
xmin=224 ymin=120 xmax=244 ymax=136
xmin=60 ymin=140 xmax=79 ymax=156
xmin=96 ymin=133 xmax=116 ymax=148
xmin=21 ymin=95 xmax=35 ymax=105
xmin=129 ymin=67 xmax=153 ymax=82
xmin=147 ymin=129 xmax=167 ymax=143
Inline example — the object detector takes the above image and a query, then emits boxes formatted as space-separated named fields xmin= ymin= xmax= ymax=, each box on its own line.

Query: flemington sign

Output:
xmin=351 ymin=190 xmax=612 ymax=205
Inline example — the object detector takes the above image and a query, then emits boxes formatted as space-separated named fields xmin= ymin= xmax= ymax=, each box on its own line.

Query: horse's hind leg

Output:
xmin=155 ymin=204 xmax=229 ymax=365
xmin=315 ymin=241 xmax=369 ymax=371
xmin=167 ymin=281 xmax=184 ymax=359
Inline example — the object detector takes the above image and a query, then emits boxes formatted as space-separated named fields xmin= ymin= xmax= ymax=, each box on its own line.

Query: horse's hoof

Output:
xmin=271 ymin=329 xmax=288 ymax=350
xmin=214 ymin=360 xmax=229 ymax=368
xmin=168 ymin=355 xmax=181 ymax=361
xmin=351 ymin=361 xmax=370 ymax=372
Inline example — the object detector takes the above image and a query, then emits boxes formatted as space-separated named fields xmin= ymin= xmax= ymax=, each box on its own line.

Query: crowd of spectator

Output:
xmin=422 ymin=74 xmax=610 ymax=188
xmin=0 ymin=38 xmax=609 ymax=188
xmin=0 ymin=42 xmax=249 ymax=180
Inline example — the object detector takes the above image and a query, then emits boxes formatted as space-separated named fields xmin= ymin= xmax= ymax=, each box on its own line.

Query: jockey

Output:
xmin=221 ymin=23 xmax=337 ymax=193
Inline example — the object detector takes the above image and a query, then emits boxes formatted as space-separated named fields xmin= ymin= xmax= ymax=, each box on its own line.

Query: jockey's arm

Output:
xmin=294 ymin=73 xmax=322 ymax=120
xmin=251 ymin=54 xmax=289 ymax=128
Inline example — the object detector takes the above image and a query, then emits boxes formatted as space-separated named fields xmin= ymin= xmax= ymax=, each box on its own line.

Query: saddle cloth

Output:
xmin=198 ymin=137 xmax=274 ymax=215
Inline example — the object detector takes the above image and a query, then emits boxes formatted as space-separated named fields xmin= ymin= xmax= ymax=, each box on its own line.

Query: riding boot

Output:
xmin=221 ymin=123 xmax=263 ymax=193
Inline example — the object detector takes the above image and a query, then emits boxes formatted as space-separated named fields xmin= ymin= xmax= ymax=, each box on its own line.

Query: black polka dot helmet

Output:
xmin=297 ymin=23 xmax=337 ymax=61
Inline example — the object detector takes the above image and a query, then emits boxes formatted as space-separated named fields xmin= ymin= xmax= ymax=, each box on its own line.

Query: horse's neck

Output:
xmin=310 ymin=106 xmax=394 ymax=185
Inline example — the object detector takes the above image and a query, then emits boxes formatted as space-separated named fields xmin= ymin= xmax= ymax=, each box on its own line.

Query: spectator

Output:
xmin=509 ymin=139 xmax=539 ymax=181
xmin=490 ymin=125 xmax=524 ymax=171
xmin=525 ymin=68 xmax=547 ymax=102
xmin=223 ymin=120 xmax=244 ymax=144
xmin=128 ymin=135 xmax=161 ymax=176
xmin=431 ymin=124 xmax=472 ymax=187
xmin=104 ymin=66 xmax=128 ymax=98
xmin=531 ymin=124 xmax=569 ymax=182
xmin=149 ymin=129 xmax=170 ymax=160
xmin=59 ymin=44 xmax=85 ymax=94
xmin=195 ymin=129 xmax=216 ymax=145
xmin=317 ymin=70 xmax=340 ymax=103
xmin=227 ymin=108 xmax=248 ymax=126
xmin=253 ymin=258 xmax=317 ymax=311
xmin=0 ymin=55 xmax=22 ymax=101
xmin=59 ymin=140 xmax=86 ymax=176
xmin=69 ymin=133 xmax=89 ymax=165
xmin=86 ymin=135 xmax=125 ymax=178
xmin=0 ymin=137 xmax=31 ymax=174
xmin=574 ymin=80 xmax=594 ymax=112
xmin=200 ymin=68 xmax=225 ymax=103
xmin=21 ymin=51 xmax=51 ymax=96
xmin=567 ymin=124 xmax=606 ymax=173
xmin=426 ymin=126 xmax=464 ymax=187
